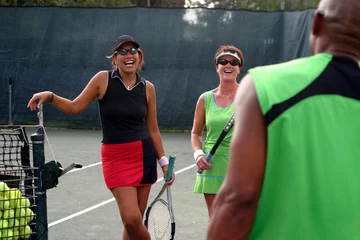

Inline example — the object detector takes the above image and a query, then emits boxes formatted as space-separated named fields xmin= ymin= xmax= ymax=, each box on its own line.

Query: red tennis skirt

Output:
xmin=101 ymin=138 xmax=158 ymax=189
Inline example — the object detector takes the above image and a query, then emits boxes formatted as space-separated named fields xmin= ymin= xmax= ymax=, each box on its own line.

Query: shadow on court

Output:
xmin=29 ymin=129 xmax=209 ymax=240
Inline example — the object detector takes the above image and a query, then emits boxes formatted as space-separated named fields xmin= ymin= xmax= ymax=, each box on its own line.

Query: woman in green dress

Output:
xmin=191 ymin=45 xmax=244 ymax=216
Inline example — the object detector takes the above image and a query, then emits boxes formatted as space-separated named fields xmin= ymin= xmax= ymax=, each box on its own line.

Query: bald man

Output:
xmin=207 ymin=0 xmax=360 ymax=239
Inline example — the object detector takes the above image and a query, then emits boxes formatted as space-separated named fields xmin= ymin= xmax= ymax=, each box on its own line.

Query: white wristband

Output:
xmin=158 ymin=156 xmax=169 ymax=167
xmin=193 ymin=149 xmax=205 ymax=162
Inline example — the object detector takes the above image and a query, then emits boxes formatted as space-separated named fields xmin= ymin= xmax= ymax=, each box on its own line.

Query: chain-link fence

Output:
xmin=0 ymin=0 xmax=320 ymax=11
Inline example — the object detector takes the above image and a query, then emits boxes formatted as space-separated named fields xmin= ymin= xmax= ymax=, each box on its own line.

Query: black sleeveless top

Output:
xmin=98 ymin=69 xmax=149 ymax=144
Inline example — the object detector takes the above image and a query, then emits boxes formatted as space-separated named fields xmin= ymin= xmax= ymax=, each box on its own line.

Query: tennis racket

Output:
xmin=144 ymin=154 xmax=176 ymax=240
xmin=197 ymin=113 xmax=235 ymax=174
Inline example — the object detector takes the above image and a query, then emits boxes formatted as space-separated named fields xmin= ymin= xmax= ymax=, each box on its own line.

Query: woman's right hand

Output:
xmin=27 ymin=91 xmax=52 ymax=111
xmin=161 ymin=164 xmax=175 ymax=185
xmin=196 ymin=155 xmax=212 ymax=172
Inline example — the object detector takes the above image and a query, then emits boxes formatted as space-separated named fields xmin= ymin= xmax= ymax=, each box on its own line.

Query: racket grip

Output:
xmin=205 ymin=153 xmax=213 ymax=163
xmin=166 ymin=154 xmax=176 ymax=182
xmin=197 ymin=153 xmax=213 ymax=174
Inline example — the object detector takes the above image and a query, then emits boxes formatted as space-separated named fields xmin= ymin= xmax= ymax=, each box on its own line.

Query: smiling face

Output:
xmin=216 ymin=54 xmax=242 ymax=82
xmin=113 ymin=42 xmax=143 ymax=74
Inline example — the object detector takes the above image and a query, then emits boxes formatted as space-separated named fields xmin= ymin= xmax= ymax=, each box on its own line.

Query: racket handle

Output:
xmin=197 ymin=153 xmax=213 ymax=174
xmin=205 ymin=153 xmax=213 ymax=163
xmin=166 ymin=154 xmax=176 ymax=182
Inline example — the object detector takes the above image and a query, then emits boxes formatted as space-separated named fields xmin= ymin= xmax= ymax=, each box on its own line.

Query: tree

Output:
xmin=131 ymin=0 xmax=185 ymax=7
xmin=185 ymin=0 xmax=319 ymax=11
xmin=1 ymin=0 xmax=320 ymax=9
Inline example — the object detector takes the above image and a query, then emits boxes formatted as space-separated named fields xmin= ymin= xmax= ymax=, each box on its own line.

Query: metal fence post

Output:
xmin=31 ymin=127 xmax=48 ymax=240
xmin=280 ymin=0 xmax=285 ymax=10
xmin=8 ymin=76 xmax=13 ymax=125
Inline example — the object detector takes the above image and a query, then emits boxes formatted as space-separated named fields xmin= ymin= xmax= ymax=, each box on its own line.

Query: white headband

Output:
xmin=216 ymin=51 xmax=242 ymax=65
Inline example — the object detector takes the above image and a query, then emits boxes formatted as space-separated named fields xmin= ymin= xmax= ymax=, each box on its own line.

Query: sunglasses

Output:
xmin=115 ymin=47 xmax=138 ymax=56
xmin=217 ymin=59 xmax=240 ymax=66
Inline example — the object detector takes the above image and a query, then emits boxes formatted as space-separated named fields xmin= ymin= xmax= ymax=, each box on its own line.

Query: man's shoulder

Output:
xmin=249 ymin=55 xmax=319 ymax=74
xmin=249 ymin=53 xmax=332 ymax=83
xmin=248 ymin=54 xmax=333 ymax=114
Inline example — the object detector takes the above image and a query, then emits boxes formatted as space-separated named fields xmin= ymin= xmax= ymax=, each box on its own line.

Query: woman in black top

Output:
xmin=27 ymin=35 xmax=174 ymax=240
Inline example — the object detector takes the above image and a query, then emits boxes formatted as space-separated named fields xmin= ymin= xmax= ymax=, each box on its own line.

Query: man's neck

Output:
xmin=321 ymin=38 xmax=360 ymax=62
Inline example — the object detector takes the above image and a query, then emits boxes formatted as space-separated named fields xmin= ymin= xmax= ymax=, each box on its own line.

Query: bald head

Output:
xmin=319 ymin=0 xmax=360 ymax=38
xmin=310 ymin=0 xmax=360 ymax=59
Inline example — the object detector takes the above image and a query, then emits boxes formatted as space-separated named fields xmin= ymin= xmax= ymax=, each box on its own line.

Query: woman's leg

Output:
xmin=111 ymin=186 xmax=151 ymax=240
xmin=137 ymin=186 xmax=152 ymax=217
xmin=204 ymin=193 xmax=217 ymax=217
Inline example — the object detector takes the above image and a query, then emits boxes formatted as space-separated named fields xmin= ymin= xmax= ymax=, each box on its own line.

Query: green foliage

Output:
xmin=285 ymin=0 xmax=320 ymax=10
xmin=78 ymin=0 xmax=135 ymax=7
xmin=185 ymin=0 xmax=320 ymax=11
xmin=0 ymin=0 xmax=135 ymax=7
xmin=0 ymin=0 xmax=12 ymax=6
xmin=0 ymin=0 xmax=320 ymax=10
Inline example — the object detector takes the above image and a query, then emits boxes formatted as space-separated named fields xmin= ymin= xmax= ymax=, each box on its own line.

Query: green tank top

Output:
xmin=203 ymin=90 xmax=234 ymax=155
xmin=249 ymin=53 xmax=360 ymax=239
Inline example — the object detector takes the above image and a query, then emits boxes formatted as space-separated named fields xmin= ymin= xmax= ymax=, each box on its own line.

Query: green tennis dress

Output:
xmin=193 ymin=91 xmax=234 ymax=194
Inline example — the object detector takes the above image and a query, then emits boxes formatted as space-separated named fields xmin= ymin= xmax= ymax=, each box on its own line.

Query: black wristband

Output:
xmin=48 ymin=92 xmax=54 ymax=103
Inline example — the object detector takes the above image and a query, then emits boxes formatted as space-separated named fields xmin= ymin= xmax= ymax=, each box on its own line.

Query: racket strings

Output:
xmin=147 ymin=200 xmax=172 ymax=240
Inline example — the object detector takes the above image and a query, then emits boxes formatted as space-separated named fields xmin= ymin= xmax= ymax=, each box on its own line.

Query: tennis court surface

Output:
xmin=29 ymin=128 xmax=209 ymax=240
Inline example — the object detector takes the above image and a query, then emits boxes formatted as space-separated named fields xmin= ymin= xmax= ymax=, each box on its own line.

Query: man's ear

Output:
xmin=312 ymin=11 xmax=325 ymax=36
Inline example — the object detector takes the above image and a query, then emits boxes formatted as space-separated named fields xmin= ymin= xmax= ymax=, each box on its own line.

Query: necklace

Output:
xmin=123 ymin=78 xmax=136 ymax=90
xmin=117 ymin=68 xmax=136 ymax=90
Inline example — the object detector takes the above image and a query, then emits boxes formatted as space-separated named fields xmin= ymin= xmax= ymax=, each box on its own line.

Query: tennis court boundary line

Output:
xmin=48 ymin=163 xmax=196 ymax=228
xmin=67 ymin=161 xmax=102 ymax=173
